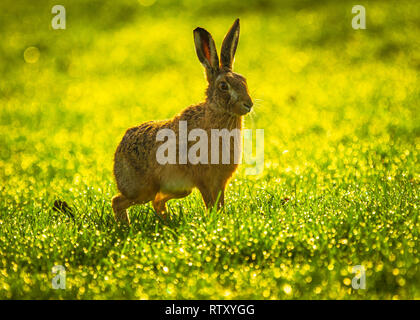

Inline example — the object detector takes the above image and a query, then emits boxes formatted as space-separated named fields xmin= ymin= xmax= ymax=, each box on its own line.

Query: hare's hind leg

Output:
xmin=112 ymin=194 xmax=132 ymax=224
xmin=152 ymin=190 xmax=191 ymax=221
xmin=113 ymin=185 xmax=160 ymax=225
xmin=113 ymin=155 xmax=158 ymax=224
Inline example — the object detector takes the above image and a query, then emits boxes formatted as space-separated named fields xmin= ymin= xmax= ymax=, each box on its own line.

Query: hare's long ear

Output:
xmin=220 ymin=18 xmax=240 ymax=70
xmin=194 ymin=27 xmax=219 ymax=81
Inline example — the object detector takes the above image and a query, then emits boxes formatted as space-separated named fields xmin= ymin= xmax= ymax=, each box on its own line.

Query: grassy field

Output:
xmin=0 ymin=0 xmax=419 ymax=299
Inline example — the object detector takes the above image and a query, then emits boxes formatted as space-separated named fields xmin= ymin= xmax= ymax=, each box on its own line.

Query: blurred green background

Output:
xmin=0 ymin=0 xmax=419 ymax=299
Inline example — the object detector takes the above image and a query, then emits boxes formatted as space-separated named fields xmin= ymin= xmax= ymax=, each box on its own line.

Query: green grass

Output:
xmin=0 ymin=0 xmax=419 ymax=299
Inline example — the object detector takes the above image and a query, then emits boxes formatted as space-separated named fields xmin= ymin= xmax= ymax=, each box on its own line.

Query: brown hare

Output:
xmin=112 ymin=19 xmax=253 ymax=224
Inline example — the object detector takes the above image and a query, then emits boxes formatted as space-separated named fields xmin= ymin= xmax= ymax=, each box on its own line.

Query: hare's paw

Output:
xmin=112 ymin=194 xmax=131 ymax=225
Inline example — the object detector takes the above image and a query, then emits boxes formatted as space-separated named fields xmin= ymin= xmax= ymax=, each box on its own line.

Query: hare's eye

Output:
xmin=219 ymin=81 xmax=229 ymax=91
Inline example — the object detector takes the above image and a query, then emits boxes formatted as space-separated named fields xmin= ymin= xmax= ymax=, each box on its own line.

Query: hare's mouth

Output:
xmin=242 ymin=104 xmax=252 ymax=112
xmin=239 ymin=102 xmax=252 ymax=114
xmin=227 ymin=102 xmax=252 ymax=116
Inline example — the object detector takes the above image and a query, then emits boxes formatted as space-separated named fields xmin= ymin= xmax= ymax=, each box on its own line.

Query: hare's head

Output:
xmin=194 ymin=19 xmax=253 ymax=116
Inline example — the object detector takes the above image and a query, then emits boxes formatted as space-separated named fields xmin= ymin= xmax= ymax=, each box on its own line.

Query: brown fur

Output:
xmin=112 ymin=19 xmax=253 ymax=224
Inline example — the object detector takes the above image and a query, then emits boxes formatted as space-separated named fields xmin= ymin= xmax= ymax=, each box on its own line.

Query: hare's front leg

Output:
xmin=198 ymin=184 xmax=225 ymax=211
xmin=152 ymin=192 xmax=170 ymax=220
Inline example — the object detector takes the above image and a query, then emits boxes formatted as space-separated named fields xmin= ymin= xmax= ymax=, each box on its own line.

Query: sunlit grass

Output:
xmin=0 ymin=0 xmax=419 ymax=299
